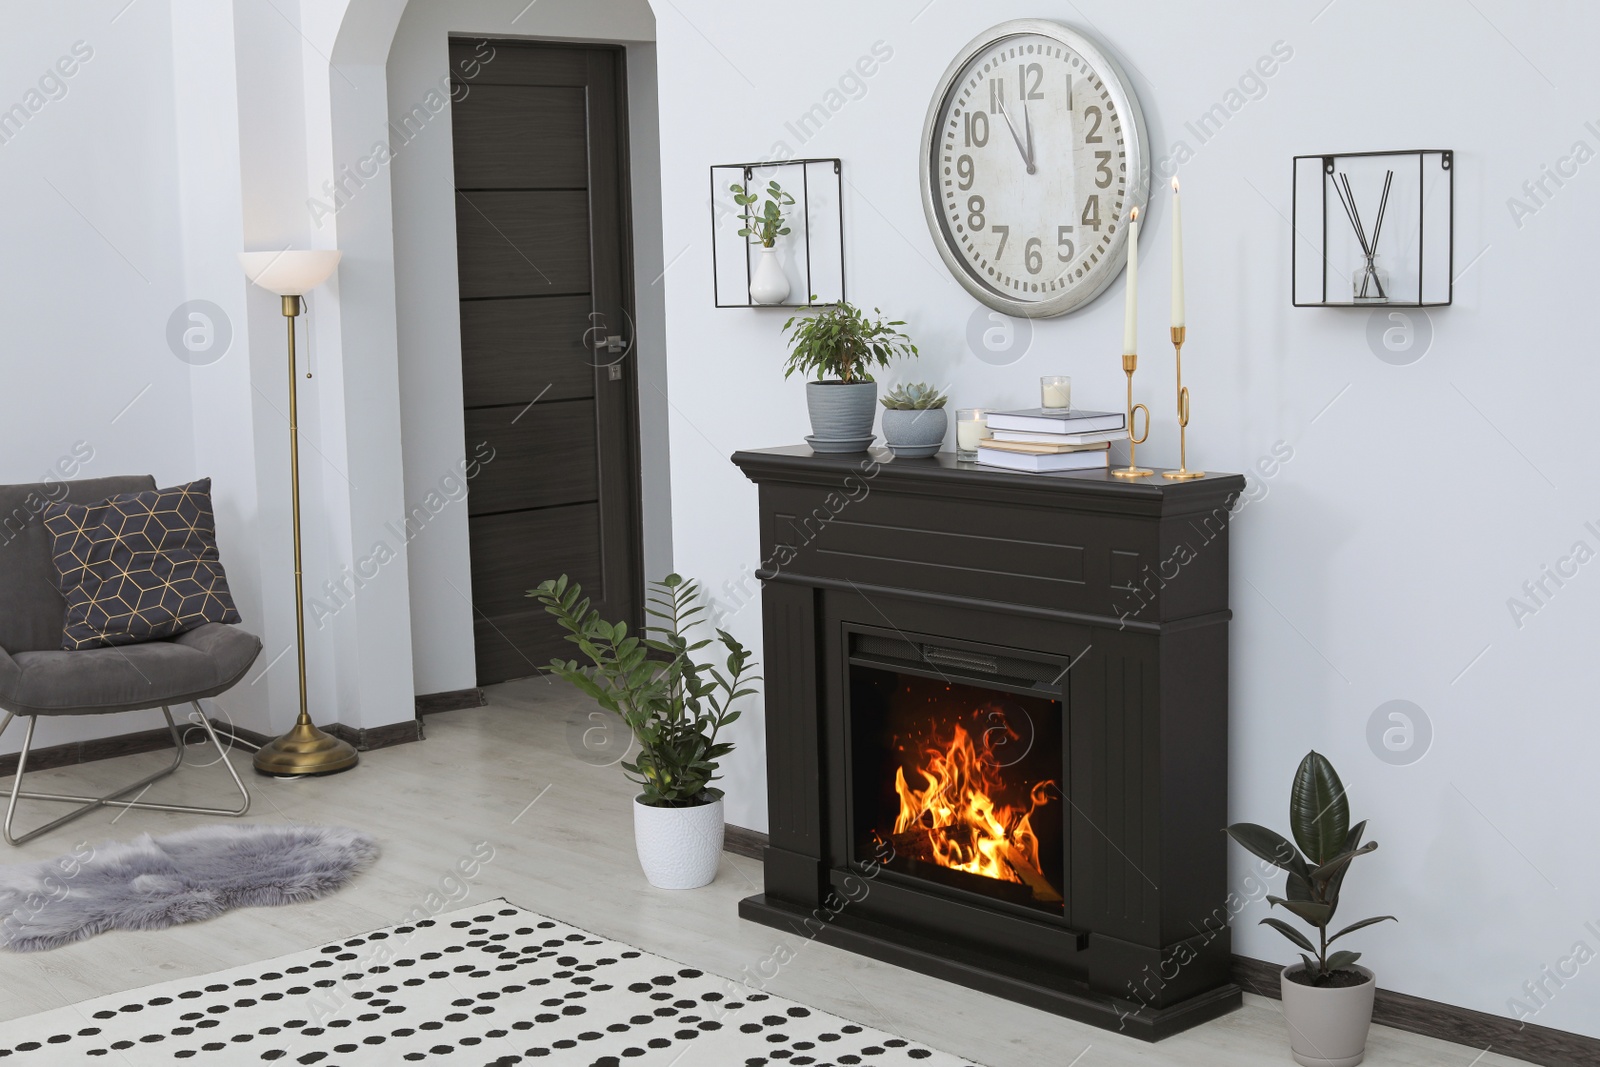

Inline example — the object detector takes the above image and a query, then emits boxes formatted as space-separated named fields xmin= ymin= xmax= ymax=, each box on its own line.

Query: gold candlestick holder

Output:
xmin=1112 ymin=352 xmax=1153 ymax=478
xmin=1163 ymin=326 xmax=1204 ymax=480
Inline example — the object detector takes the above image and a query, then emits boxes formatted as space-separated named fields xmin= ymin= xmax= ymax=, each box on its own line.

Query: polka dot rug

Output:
xmin=0 ymin=898 xmax=988 ymax=1066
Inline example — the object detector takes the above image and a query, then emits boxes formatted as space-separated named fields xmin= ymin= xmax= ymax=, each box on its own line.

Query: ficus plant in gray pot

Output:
xmin=1225 ymin=751 xmax=1396 ymax=1067
xmin=782 ymin=300 xmax=918 ymax=453
xmin=529 ymin=574 xmax=759 ymax=890
xmin=879 ymin=382 xmax=948 ymax=458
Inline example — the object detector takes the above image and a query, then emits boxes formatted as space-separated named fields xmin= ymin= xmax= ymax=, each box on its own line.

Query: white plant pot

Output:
xmin=632 ymin=795 xmax=724 ymax=890
xmin=1280 ymin=965 xmax=1376 ymax=1067
xmin=749 ymin=246 xmax=792 ymax=305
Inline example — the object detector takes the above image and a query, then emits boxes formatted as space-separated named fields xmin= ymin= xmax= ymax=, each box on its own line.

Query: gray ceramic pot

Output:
xmin=881 ymin=407 xmax=948 ymax=458
xmin=1279 ymin=965 xmax=1375 ymax=1067
xmin=805 ymin=381 xmax=878 ymax=442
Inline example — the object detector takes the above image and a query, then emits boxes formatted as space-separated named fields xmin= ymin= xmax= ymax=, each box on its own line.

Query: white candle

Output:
xmin=956 ymin=415 xmax=988 ymax=451
xmin=1171 ymin=177 xmax=1185 ymax=328
xmin=1041 ymin=380 xmax=1071 ymax=409
xmin=1122 ymin=207 xmax=1139 ymax=355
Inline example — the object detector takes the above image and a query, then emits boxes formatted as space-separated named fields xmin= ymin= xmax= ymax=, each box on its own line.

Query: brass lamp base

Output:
xmin=252 ymin=718 xmax=359 ymax=777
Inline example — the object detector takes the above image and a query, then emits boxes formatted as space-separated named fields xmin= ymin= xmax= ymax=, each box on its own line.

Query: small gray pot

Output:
xmin=805 ymin=381 xmax=878 ymax=444
xmin=881 ymin=407 xmax=948 ymax=458
xmin=1280 ymin=965 xmax=1375 ymax=1067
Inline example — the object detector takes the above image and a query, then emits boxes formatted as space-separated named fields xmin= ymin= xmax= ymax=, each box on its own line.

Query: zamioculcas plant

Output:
xmin=529 ymin=574 xmax=758 ymax=807
xmin=1224 ymin=751 xmax=1396 ymax=986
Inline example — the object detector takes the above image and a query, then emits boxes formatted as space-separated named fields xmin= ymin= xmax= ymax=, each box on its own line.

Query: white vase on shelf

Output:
xmin=749 ymin=246 xmax=792 ymax=305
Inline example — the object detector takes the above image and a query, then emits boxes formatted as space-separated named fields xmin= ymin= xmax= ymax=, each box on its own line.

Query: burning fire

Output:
xmin=891 ymin=722 xmax=1058 ymax=900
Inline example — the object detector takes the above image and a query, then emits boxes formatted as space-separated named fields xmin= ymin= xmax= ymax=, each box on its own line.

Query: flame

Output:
xmin=1130 ymin=205 xmax=1139 ymax=221
xmin=891 ymin=722 xmax=1056 ymax=893
xmin=1172 ymin=176 xmax=1180 ymax=192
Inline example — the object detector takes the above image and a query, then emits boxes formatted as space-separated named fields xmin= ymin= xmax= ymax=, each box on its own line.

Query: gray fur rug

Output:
xmin=0 ymin=824 xmax=378 ymax=952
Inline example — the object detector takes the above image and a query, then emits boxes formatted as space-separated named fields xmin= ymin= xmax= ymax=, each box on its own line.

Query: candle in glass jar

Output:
xmin=1040 ymin=376 xmax=1071 ymax=410
xmin=955 ymin=409 xmax=989 ymax=457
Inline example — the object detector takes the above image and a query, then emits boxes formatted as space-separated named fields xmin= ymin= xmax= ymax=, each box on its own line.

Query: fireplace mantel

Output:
xmin=731 ymin=447 xmax=1247 ymax=1040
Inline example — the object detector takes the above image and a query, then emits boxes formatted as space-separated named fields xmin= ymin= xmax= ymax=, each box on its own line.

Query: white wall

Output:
xmin=384 ymin=0 xmax=669 ymax=696
xmin=0 ymin=4 xmax=203 ymax=751
xmin=654 ymin=0 xmax=1600 ymax=1039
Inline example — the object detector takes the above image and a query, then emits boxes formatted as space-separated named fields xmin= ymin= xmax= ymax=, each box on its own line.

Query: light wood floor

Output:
xmin=0 ymin=677 xmax=1528 ymax=1066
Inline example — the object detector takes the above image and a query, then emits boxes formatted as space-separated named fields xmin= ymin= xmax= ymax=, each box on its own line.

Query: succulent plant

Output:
xmin=879 ymin=383 xmax=948 ymax=410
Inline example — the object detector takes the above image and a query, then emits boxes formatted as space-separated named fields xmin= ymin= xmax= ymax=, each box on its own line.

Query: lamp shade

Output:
xmin=238 ymin=250 xmax=342 ymax=296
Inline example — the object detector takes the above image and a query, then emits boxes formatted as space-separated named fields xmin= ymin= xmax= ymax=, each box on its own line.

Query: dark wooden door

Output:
xmin=450 ymin=40 xmax=642 ymax=684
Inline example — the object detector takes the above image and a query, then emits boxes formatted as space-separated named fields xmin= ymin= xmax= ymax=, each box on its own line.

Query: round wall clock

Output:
xmin=919 ymin=20 xmax=1150 ymax=318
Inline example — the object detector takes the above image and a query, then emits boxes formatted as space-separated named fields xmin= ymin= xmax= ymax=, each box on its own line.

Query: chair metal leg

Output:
xmin=2 ymin=704 xmax=251 ymax=847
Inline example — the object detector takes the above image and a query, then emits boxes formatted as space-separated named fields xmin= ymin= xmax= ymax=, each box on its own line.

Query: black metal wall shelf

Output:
xmin=710 ymin=157 xmax=845 ymax=309
xmin=1292 ymin=149 xmax=1454 ymax=308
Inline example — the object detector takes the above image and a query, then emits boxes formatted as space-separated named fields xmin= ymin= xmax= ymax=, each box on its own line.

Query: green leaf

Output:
xmin=1328 ymin=820 xmax=1367 ymax=904
xmin=1259 ymin=917 xmax=1316 ymax=953
xmin=1224 ymin=823 xmax=1310 ymax=880
xmin=1328 ymin=915 xmax=1396 ymax=944
xmin=1290 ymin=751 xmax=1349 ymax=866
xmin=1309 ymin=841 xmax=1377 ymax=885
xmin=1324 ymin=950 xmax=1363 ymax=973
xmin=1267 ymin=895 xmax=1334 ymax=929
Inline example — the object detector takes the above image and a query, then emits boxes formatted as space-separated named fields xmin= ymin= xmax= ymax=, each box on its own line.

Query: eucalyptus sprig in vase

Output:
xmin=732 ymin=179 xmax=795 ymax=305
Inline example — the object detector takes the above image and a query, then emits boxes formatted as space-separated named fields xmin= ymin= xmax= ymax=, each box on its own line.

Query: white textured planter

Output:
xmin=881 ymin=407 xmax=948 ymax=458
xmin=632 ymin=796 xmax=724 ymax=890
xmin=749 ymin=247 xmax=791 ymax=305
xmin=1280 ymin=965 xmax=1376 ymax=1067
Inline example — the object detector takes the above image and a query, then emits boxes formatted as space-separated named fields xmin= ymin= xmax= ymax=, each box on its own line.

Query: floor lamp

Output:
xmin=239 ymin=249 xmax=358 ymax=777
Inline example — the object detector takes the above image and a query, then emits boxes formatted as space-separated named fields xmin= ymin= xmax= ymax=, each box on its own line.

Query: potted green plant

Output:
xmin=731 ymin=179 xmax=795 ymax=305
xmin=1225 ymin=752 xmax=1396 ymax=1067
xmin=529 ymin=573 xmax=758 ymax=890
xmin=782 ymin=300 xmax=918 ymax=452
xmin=879 ymin=382 xmax=948 ymax=458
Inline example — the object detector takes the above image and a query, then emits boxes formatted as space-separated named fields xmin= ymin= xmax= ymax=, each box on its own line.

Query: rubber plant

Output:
xmin=1224 ymin=751 xmax=1396 ymax=986
xmin=781 ymin=300 xmax=918 ymax=384
xmin=528 ymin=574 xmax=758 ymax=808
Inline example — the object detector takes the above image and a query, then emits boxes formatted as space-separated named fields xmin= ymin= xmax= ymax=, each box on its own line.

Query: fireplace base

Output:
xmin=739 ymin=893 xmax=1242 ymax=1041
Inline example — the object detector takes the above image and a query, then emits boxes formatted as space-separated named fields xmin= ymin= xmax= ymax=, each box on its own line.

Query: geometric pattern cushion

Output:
xmin=40 ymin=478 xmax=241 ymax=650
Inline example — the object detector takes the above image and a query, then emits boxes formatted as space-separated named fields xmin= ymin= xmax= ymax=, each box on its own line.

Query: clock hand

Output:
xmin=1021 ymin=98 xmax=1036 ymax=173
xmin=995 ymin=98 xmax=1036 ymax=175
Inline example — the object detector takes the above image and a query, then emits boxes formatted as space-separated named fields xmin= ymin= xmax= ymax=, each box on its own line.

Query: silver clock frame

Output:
xmin=919 ymin=19 xmax=1151 ymax=319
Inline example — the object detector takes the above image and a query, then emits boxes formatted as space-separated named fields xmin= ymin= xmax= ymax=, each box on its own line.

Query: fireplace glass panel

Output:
xmin=850 ymin=665 xmax=1065 ymax=914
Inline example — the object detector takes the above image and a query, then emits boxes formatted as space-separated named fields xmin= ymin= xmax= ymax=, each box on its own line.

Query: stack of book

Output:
xmin=976 ymin=408 xmax=1128 ymax=473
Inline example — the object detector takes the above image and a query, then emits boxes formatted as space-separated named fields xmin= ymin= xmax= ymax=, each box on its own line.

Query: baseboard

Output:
xmin=324 ymin=719 xmax=425 ymax=752
xmin=723 ymin=824 xmax=1592 ymax=1065
xmin=0 ymin=713 xmax=424 ymax=778
xmin=724 ymin=823 xmax=766 ymax=861
xmin=0 ymin=724 xmax=189 ymax=779
xmin=415 ymin=688 xmax=486 ymax=715
xmin=1232 ymin=955 xmax=1595 ymax=1067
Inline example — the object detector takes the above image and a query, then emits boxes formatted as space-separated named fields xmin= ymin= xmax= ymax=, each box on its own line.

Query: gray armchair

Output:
xmin=0 ymin=475 xmax=259 ymax=845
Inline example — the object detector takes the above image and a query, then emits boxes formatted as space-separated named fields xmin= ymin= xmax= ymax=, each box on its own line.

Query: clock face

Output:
xmin=920 ymin=21 xmax=1149 ymax=318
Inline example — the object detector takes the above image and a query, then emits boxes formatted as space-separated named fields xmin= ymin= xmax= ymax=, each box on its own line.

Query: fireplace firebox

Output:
xmin=732 ymin=447 xmax=1248 ymax=1040
xmin=849 ymin=634 xmax=1066 ymax=915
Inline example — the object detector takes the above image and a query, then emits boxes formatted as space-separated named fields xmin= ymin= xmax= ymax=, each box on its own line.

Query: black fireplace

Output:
xmin=732 ymin=447 xmax=1248 ymax=1040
